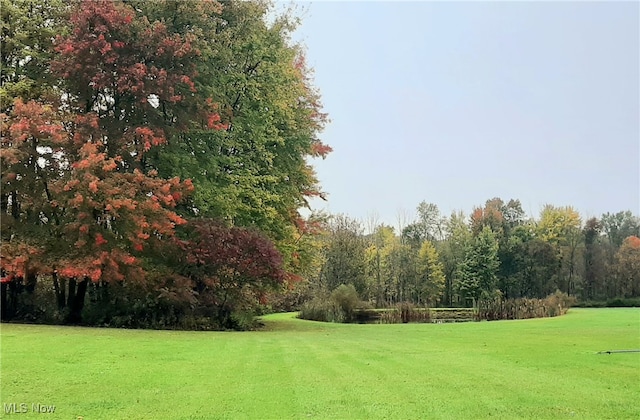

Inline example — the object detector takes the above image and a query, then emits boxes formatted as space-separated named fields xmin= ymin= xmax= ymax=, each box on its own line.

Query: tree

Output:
xmin=0 ymin=0 xmax=69 ymax=112
xmin=416 ymin=241 xmax=445 ymax=306
xmin=402 ymin=201 xmax=444 ymax=246
xmin=497 ymin=223 xmax=532 ymax=299
xmin=177 ymin=219 xmax=286 ymax=328
xmin=583 ymin=218 xmax=605 ymax=300
xmin=601 ymin=211 xmax=640 ymax=249
xmin=537 ymin=205 xmax=582 ymax=295
xmin=470 ymin=198 xmax=505 ymax=237
xmin=457 ymin=226 xmax=500 ymax=305
xmin=612 ymin=236 xmax=640 ymax=298
xmin=1 ymin=0 xmax=330 ymax=326
xmin=598 ymin=211 xmax=639 ymax=298
xmin=320 ymin=215 xmax=367 ymax=297
xmin=520 ymin=237 xmax=559 ymax=298
xmin=364 ymin=224 xmax=396 ymax=306
xmin=1 ymin=0 xmax=214 ymax=322
xmin=145 ymin=0 xmax=330 ymax=254
xmin=439 ymin=211 xmax=471 ymax=306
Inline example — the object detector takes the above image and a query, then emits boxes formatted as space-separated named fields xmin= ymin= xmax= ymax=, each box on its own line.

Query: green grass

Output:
xmin=1 ymin=308 xmax=639 ymax=419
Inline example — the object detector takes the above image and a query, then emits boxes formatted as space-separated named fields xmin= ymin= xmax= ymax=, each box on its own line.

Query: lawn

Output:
xmin=1 ymin=308 xmax=639 ymax=419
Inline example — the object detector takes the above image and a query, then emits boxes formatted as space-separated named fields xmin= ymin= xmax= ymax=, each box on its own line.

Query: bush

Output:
xmin=574 ymin=298 xmax=640 ymax=308
xmin=298 ymin=296 xmax=345 ymax=323
xmin=330 ymin=284 xmax=360 ymax=322
xmin=298 ymin=284 xmax=366 ymax=323
xmin=605 ymin=297 xmax=640 ymax=307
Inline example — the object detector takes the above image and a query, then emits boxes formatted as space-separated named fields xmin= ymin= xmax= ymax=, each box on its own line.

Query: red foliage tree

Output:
xmin=176 ymin=219 xmax=286 ymax=328
xmin=1 ymin=0 xmax=224 ymax=322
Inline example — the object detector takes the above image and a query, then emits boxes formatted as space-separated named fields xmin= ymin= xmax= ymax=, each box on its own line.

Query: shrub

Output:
xmin=605 ymin=297 xmax=640 ymax=307
xmin=298 ymin=296 xmax=345 ymax=323
xmin=574 ymin=298 xmax=640 ymax=308
xmin=298 ymin=284 xmax=367 ymax=323
xmin=330 ymin=284 xmax=360 ymax=322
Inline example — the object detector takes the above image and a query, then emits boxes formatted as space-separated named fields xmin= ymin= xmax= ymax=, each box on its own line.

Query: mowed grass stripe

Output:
xmin=1 ymin=308 xmax=638 ymax=419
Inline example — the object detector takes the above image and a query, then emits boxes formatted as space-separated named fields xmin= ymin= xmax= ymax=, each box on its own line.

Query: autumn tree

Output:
xmin=601 ymin=211 xmax=640 ymax=249
xmin=1 ymin=0 xmax=331 ymax=327
xmin=364 ymin=224 xmax=396 ymax=306
xmin=416 ymin=241 xmax=445 ymax=306
xmin=1 ymin=0 xmax=221 ymax=322
xmin=139 ymin=0 xmax=331 ymax=268
xmin=176 ymin=219 xmax=286 ymax=328
xmin=364 ymin=223 xmax=422 ymax=305
xmin=611 ymin=236 xmax=640 ymax=298
xmin=537 ymin=205 xmax=582 ymax=295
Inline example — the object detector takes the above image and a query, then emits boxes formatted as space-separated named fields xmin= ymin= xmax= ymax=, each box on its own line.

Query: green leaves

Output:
xmin=417 ymin=241 xmax=445 ymax=306
xmin=457 ymin=226 xmax=500 ymax=303
xmin=149 ymin=1 xmax=329 ymax=274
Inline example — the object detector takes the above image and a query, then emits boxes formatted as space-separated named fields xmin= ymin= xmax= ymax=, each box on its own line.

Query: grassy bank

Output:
xmin=1 ymin=308 xmax=638 ymax=419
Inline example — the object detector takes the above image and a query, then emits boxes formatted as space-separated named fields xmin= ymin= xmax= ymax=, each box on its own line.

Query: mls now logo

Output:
xmin=4 ymin=402 xmax=56 ymax=414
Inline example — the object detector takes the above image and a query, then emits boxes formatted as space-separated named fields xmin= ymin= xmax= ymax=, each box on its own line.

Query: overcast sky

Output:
xmin=291 ymin=1 xmax=639 ymax=228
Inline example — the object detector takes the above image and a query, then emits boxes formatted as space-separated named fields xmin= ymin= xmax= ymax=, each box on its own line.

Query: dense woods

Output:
xmin=1 ymin=0 xmax=638 ymax=329
xmin=304 ymin=202 xmax=639 ymax=313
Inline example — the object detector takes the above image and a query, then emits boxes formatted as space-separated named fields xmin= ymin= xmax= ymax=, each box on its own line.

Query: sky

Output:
xmin=288 ymin=1 xmax=639 ymax=229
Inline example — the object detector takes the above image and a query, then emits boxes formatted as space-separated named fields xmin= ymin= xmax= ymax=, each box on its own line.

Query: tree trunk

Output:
xmin=3 ymin=280 xmax=20 ymax=320
xmin=52 ymin=272 xmax=66 ymax=310
xmin=10 ymin=190 xmax=19 ymax=220
xmin=1 ymin=282 xmax=7 ymax=320
xmin=1 ymin=193 xmax=8 ymax=214
xmin=67 ymin=278 xmax=88 ymax=324
xmin=67 ymin=278 xmax=76 ymax=307
xmin=24 ymin=270 xmax=37 ymax=294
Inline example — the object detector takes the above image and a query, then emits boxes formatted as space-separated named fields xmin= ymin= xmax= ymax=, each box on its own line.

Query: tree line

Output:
xmin=305 ymin=200 xmax=640 ymax=308
xmin=1 ymin=0 xmax=330 ymax=329
xmin=1 ymin=1 xmax=637 ymax=329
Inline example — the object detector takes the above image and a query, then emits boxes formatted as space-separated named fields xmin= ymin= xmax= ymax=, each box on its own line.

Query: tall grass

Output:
xmin=476 ymin=290 xmax=576 ymax=321
xmin=378 ymin=302 xmax=431 ymax=324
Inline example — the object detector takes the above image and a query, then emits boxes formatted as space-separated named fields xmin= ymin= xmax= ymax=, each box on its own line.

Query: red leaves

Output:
xmin=207 ymin=113 xmax=227 ymax=130
xmin=53 ymin=0 xmax=201 ymax=114
xmin=0 ymin=243 xmax=44 ymax=280
xmin=2 ymin=1 xmax=202 ymax=295
xmin=57 ymin=248 xmax=140 ymax=283
xmin=624 ymin=236 xmax=640 ymax=249
xmin=204 ymin=98 xmax=229 ymax=130
xmin=102 ymin=161 xmax=117 ymax=172
xmin=179 ymin=219 xmax=286 ymax=289
xmin=310 ymin=141 xmax=333 ymax=158
xmin=1 ymin=101 xmax=68 ymax=175
xmin=294 ymin=216 xmax=324 ymax=236
xmin=88 ymin=180 xmax=99 ymax=193
xmin=71 ymin=193 xmax=85 ymax=207
xmin=95 ymin=233 xmax=108 ymax=247
xmin=134 ymin=126 xmax=166 ymax=152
